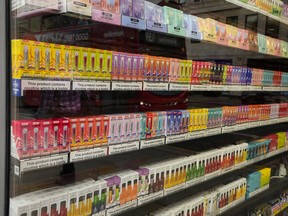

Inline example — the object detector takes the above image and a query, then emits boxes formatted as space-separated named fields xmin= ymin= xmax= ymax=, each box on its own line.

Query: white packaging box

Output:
xmin=59 ymin=0 xmax=92 ymax=17
xmin=12 ymin=0 xmax=58 ymax=12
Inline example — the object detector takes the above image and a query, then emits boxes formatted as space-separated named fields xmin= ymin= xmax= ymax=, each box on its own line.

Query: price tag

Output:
xmin=205 ymin=128 xmax=222 ymax=136
xmin=106 ymin=200 xmax=137 ymax=216
xmin=222 ymin=125 xmax=236 ymax=133
xmin=236 ymin=123 xmax=248 ymax=131
xmin=108 ymin=141 xmax=140 ymax=155
xmin=191 ymin=85 xmax=209 ymax=91
xmin=70 ymin=147 xmax=107 ymax=162
xmin=249 ymin=185 xmax=269 ymax=198
xmin=169 ymin=83 xmax=191 ymax=91
xmin=164 ymin=183 xmax=185 ymax=195
xmin=143 ymin=82 xmax=169 ymax=91
xmin=188 ymin=130 xmax=206 ymax=139
xmin=209 ymin=85 xmax=225 ymax=91
xmin=249 ymin=122 xmax=260 ymax=128
xmin=140 ymin=137 xmax=165 ymax=149
xmin=138 ymin=191 xmax=163 ymax=206
xmin=251 ymin=86 xmax=262 ymax=91
xmin=281 ymin=87 xmax=288 ymax=91
xmin=21 ymin=79 xmax=70 ymax=95
xmin=111 ymin=81 xmax=142 ymax=91
xmin=166 ymin=133 xmax=188 ymax=144
xmin=20 ymin=153 xmax=68 ymax=173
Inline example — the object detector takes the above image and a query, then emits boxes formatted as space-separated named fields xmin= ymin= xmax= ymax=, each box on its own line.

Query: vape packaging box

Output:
xmin=29 ymin=41 xmax=42 ymax=78
xmin=132 ymin=0 xmax=145 ymax=19
xmin=203 ymin=18 xmax=217 ymax=43
xmin=98 ymin=49 xmax=112 ymax=80
xmin=258 ymin=168 xmax=271 ymax=188
xmin=59 ymin=0 xmax=92 ymax=17
xmin=92 ymin=0 xmax=120 ymax=13
xmin=277 ymin=132 xmax=286 ymax=149
xmin=163 ymin=6 xmax=175 ymax=26
xmin=184 ymin=14 xmax=202 ymax=39
xmin=238 ymin=28 xmax=249 ymax=50
xmin=70 ymin=46 xmax=81 ymax=76
xmin=140 ymin=162 xmax=166 ymax=198
xmin=281 ymin=41 xmax=288 ymax=58
xmin=12 ymin=40 xmax=32 ymax=78
xmin=140 ymin=113 xmax=147 ymax=140
xmin=185 ymin=155 xmax=198 ymax=183
xmin=248 ymin=31 xmax=259 ymax=52
xmin=246 ymin=171 xmax=261 ymax=195
xmin=156 ymin=112 xmax=166 ymax=137
xmin=12 ymin=0 xmax=58 ymax=12
xmin=135 ymin=168 xmax=149 ymax=197
xmin=227 ymin=25 xmax=239 ymax=48
xmin=258 ymin=34 xmax=267 ymax=54
xmin=216 ymin=22 xmax=228 ymax=45
xmin=165 ymin=158 xmax=186 ymax=190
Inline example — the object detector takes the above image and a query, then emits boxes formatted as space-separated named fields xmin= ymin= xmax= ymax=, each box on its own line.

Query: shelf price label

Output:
xmin=222 ymin=125 xmax=236 ymax=133
xmin=72 ymin=80 xmax=111 ymax=90
xmin=143 ymin=82 xmax=169 ymax=91
xmin=166 ymin=133 xmax=188 ymax=144
xmin=188 ymin=130 xmax=206 ymax=139
xmin=205 ymin=128 xmax=222 ymax=136
xmin=21 ymin=79 xmax=71 ymax=95
xmin=106 ymin=200 xmax=137 ymax=216
xmin=140 ymin=137 xmax=165 ymax=149
xmin=191 ymin=85 xmax=209 ymax=91
xmin=108 ymin=141 xmax=140 ymax=155
xmin=169 ymin=83 xmax=191 ymax=91
xmin=111 ymin=81 xmax=142 ymax=91
xmin=70 ymin=147 xmax=108 ymax=162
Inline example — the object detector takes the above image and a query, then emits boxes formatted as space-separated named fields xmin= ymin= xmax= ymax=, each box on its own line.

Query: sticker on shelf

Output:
xmin=169 ymin=83 xmax=191 ymax=91
xmin=219 ymin=202 xmax=235 ymax=214
xmin=111 ymin=81 xmax=142 ymax=91
xmin=209 ymin=85 xmax=226 ymax=91
xmin=281 ymin=87 xmax=288 ymax=91
xmin=234 ymin=161 xmax=247 ymax=170
xmin=241 ymin=86 xmax=251 ymax=91
xmin=205 ymin=170 xmax=221 ymax=180
xmin=222 ymin=125 xmax=236 ymax=133
xmin=185 ymin=176 xmax=205 ymax=188
xmin=12 ymin=78 xmax=21 ymax=96
xmin=164 ymin=183 xmax=185 ymax=196
xmin=140 ymin=137 xmax=165 ymax=149
xmin=166 ymin=133 xmax=188 ymax=144
xmin=188 ymin=130 xmax=206 ymax=139
xmin=249 ymin=185 xmax=269 ymax=198
xmin=262 ymin=86 xmax=275 ymax=91
xmin=190 ymin=85 xmax=209 ymax=91
xmin=205 ymin=128 xmax=222 ymax=136
xmin=17 ymin=153 xmax=68 ymax=174
xmin=236 ymin=123 xmax=249 ymax=131
xmin=143 ymin=82 xmax=169 ymax=91
xmin=138 ymin=191 xmax=164 ymax=206
xmin=70 ymin=146 xmax=108 ymax=162
xmin=122 ymin=15 xmax=146 ymax=30
xmin=251 ymin=86 xmax=262 ymax=91
xmin=72 ymin=80 xmax=111 ymax=90
xmin=106 ymin=200 xmax=137 ymax=216
xmin=270 ymin=119 xmax=278 ymax=125
xmin=249 ymin=121 xmax=260 ymax=128
xmin=92 ymin=8 xmax=121 ymax=25
xmin=21 ymin=79 xmax=70 ymax=95
xmin=221 ymin=166 xmax=235 ymax=174
xmin=146 ymin=20 xmax=168 ymax=33
xmin=108 ymin=141 xmax=140 ymax=155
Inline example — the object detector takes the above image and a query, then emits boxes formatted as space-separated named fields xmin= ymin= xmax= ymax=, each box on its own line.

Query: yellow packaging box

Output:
xmin=12 ymin=39 xmax=31 ymax=78
xmin=41 ymin=42 xmax=52 ymax=78
xmin=98 ymin=49 xmax=112 ymax=80
xmin=259 ymin=167 xmax=271 ymax=188
xmin=227 ymin=25 xmax=239 ymax=48
xmin=203 ymin=108 xmax=209 ymax=130
xmin=71 ymin=46 xmax=81 ymax=79
xmin=179 ymin=60 xmax=186 ymax=83
xmin=203 ymin=18 xmax=217 ymax=43
xmin=186 ymin=60 xmax=192 ymax=84
xmin=30 ymin=40 xmax=43 ymax=78
xmin=87 ymin=48 xmax=99 ymax=79
xmin=188 ymin=109 xmax=195 ymax=132
xmin=62 ymin=44 xmax=72 ymax=78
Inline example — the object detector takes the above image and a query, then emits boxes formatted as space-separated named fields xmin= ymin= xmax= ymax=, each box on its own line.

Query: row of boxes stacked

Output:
xmin=252 ymin=187 xmax=288 ymax=215
xmin=151 ymin=178 xmax=247 ymax=216
xmin=246 ymin=167 xmax=271 ymax=199
xmin=11 ymin=103 xmax=288 ymax=160
xmin=237 ymin=0 xmax=288 ymax=20
xmin=151 ymin=166 xmax=273 ymax=216
xmin=12 ymin=40 xmax=288 ymax=87
xmin=16 ymin=0 xmax=288 ymax=57
xmin=11 ymin=133 xmax=281 ymax=216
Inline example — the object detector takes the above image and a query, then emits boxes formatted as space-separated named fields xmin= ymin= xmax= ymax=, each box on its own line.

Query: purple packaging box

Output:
xmin=125 ymin=54 xmax=133 ymax=80
xmin=133 ymin=0 xmax=145 ymax=19
xmin=120 ymin=0 xmax=132 ymax=16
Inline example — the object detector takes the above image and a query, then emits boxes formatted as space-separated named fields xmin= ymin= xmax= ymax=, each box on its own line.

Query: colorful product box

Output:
xmin=12 ymin=40 xmax=32 ymax=78
xmin=216 ymin=22 xmax=228 ymax=45
xmin=92 ymin=0 xmax=120 ymax=13
xmin=59 ymin=0 xmax=92 ymax=16
xmin=258 ymin=168 xmax=271 ymax=188
xmin=258 ymin=34 xmax=267 ymax=54
xmin=184 ymin=14 xmax=202 ymax=40
xmin=227 ymin=25 xmax=239 ymax=48
xmin=238 ymin=28 xmax=249 ymax=50
xmin=248 ymin=31 xmax=259 ymax=52
xmin=203 ymin=18 xmax=217 ymax=43
xmin=144 ymin=1 xmax=163 ymax=24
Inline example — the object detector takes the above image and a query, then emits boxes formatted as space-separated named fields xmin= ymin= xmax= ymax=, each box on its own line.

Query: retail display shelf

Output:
xmin=226 ymin=0 xmax=288 ymax=26
xmin=118 ymin=147 xmax=288 ymax=216
xmin=11 ymin=117 xmax=288 ymax=176
xmin=15 ymin=78 xmax=288 ymax=96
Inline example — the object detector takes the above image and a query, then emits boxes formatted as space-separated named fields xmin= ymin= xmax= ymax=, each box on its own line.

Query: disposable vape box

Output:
xmin=216 ymin=22 xmax=228 ymax=45
xmin=10 ymin=196 xmax=39 ymax=216
xmin=140 ymin=113 xmax=147 ymax=140
xmin=120 ymin=0 xmax=132 ymax=16
xmin=30 ymin=120 xmax=42 ymax=157
xmin=185 ymin=155 xmax=198 ymax=183
xmin=163 ymin=6 xmax=175 ymax=26
xmin=227 ymin=25 xmax=239 ymax=48
xmin=92 ymin=0 xmax=120 ymax=13
xmin=277 ymin=132 xmax=286 ymax=149
xmin=246 ymin=171 xmax=261 ymax=196
xmin=12 ymin=0 xmax=58 ymax=12
xmin=258 ymin=168 xmax=271 ymax=188
xmin=165 ymin=158 xmax=186 ymax=190
xmin=59 ymin=0 xmax=92 ymax=17
xmin=248 ymin=31 xmax=258 ymax=52
xmin=281 ymin=41 xmax=288 ymax=58
xmin=266 ymin=36 xmax=275 ymax=55
xmin=203 ymin=18 xmax=217 ymax=43
xmin=258 ymin=33 xmax=267 ymax=54
xmin=135 ymin=168 xmax=149 ymax=197
xmin=91 ymin=180 xmax=108 ymax=215
xmin=185 ymin=196 xmax=205 ymax=216
xmin=132 ymin=0 xmax=145 ymax=19
xmin=12 ymin=40 xmax=32 ymax=78
xmin=238 ymin=28 xmax=249 ymax=50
